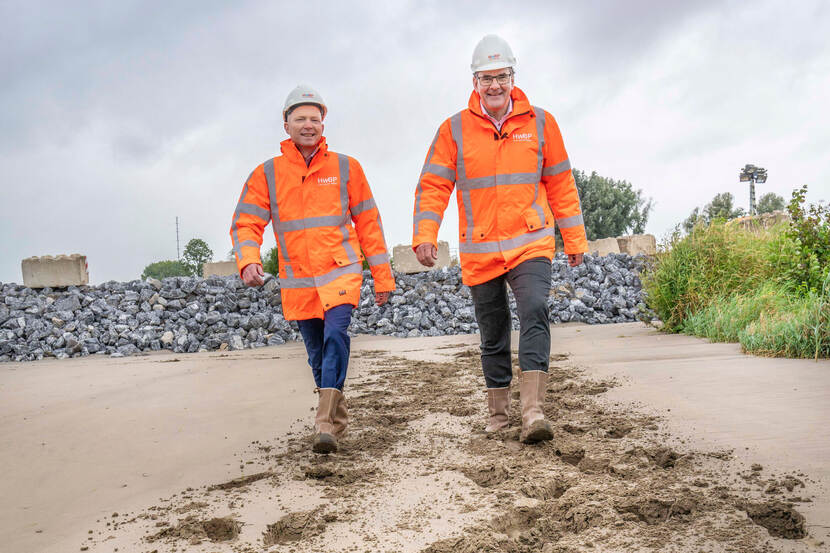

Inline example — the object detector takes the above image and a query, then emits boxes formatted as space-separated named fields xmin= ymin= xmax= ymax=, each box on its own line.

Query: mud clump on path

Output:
xmin=149 ymin=515 xmax=240 ymax=543
xmin=742 ymin=500 xmax=807 ymax=539
xmin=206 ymin=470 xmax=272 ymax=491
xmin=262 ymin=509 xmax=326 ymax=545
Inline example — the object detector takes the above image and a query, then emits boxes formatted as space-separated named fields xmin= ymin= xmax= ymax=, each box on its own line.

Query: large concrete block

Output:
xmin=393 ymin=241 xmax=451 ymax=274
xmin=586 ymin=238 xmax=620 ymax=257
xmin=203 ymin=261 xmax=239 ymax=277
xmin=616 ymin=234 xmax=657 ymax=256
xmin=22 ymin=254 xmax=89 ymax=288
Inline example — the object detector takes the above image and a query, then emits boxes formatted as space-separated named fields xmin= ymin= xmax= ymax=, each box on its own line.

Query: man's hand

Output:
xmin=241 ymin=263 xmax=265 ymax=287
xmin=567 ymin=253 xmax=584 ymax=267
xmin=375 ymin=291 xmax=389 ymax=306
xmin=415 ymin=243 xmax=438 ymax=267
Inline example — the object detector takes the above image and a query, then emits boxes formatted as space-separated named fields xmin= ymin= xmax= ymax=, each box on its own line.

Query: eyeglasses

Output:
xmin=476 ymin=72 xmax=513 ymax=86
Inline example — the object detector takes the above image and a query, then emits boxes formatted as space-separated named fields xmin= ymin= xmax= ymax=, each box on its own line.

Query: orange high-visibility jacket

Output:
xmin=231 ymin=137 xmax=395 ymax=320
xmin=412 ymin=87 xmax=588 ymax=286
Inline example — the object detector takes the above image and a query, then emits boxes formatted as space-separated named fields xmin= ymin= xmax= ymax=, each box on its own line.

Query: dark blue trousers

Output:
xmin=296 ymin=303 xmax=353 ymax=390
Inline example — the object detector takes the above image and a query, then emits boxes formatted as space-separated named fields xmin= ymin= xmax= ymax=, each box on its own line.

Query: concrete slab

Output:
xmin=21 ymin=254 xmax=89 ymax=288
xmin=203 ymin=260 xmax=239 ymax=277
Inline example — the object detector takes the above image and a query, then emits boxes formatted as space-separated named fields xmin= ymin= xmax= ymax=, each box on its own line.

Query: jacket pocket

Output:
xmin=522 ymin=208 xmax=544 ymax=232
xmin=333 ymin=251 xmax=354 ymax=267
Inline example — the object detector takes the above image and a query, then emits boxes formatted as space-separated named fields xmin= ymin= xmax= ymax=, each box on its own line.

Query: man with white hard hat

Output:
xmin=231 ymin=84 xmax=395 ymax=454
xmin=412 ymin=35 xmax=587 ymax=443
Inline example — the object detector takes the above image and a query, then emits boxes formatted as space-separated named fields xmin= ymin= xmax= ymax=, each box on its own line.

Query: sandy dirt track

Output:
xmin=1 ymin=322 xmax=828 ymax=552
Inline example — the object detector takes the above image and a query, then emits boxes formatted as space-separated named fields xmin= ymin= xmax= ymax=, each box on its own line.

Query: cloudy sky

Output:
xmin=1 ymin=0 xmax=828 ymax=284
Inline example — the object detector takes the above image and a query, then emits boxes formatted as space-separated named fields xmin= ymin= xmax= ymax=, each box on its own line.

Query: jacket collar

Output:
xmin=280 ymin=136 xmax=329 ymax=167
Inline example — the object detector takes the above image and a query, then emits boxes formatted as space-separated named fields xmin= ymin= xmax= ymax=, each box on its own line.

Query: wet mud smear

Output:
xmin=89 ymin=347 xmax=817 ymax=552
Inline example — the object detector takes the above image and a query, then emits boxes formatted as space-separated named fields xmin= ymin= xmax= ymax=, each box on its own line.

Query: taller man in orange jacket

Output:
xmin=412 ymin=35 xmax=588 ymax=443
xmin=231 ymin=85 xmax=395 ymax=454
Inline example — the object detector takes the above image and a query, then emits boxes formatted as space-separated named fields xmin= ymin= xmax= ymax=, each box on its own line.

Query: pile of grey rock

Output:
xmin=0 ymin=252 xmax=650 ymax=363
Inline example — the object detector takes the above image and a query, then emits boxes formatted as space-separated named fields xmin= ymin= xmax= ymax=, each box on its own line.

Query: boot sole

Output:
xmin=520 ymin=420 xmax=553 ymax=444
xmin=312 ymin=433 xmax=338 ymax=454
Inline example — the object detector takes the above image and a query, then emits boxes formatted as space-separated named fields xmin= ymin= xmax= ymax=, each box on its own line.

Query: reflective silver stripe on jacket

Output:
xmin=278 ymin=262 xmax=362 ymax=289
xmin=365 ymin=253 xmax=390 ymax=266
xmin=413 ymin=129 xmax=447 ymax=237
xmin=264 ymin=158 xmax=294 ymax=278
xmin=414 ymin=210 xmax=442 ymax=225
xmin=458 ymin=226 xmax=556 ymax=254
xmin=556 ymin=213 xmax=584 ymax=229
xmin=542 ymin=158 xmax=571 ymax=176
xmin=231 ymin=171 xmax=260 ymax=258
xmin=351 ymin=198 xmax=376 ymax=216
xmin=531 ymin=106 xmax=547 ymax=226
xmin=337 ymin=154 xmax=359 ymax=264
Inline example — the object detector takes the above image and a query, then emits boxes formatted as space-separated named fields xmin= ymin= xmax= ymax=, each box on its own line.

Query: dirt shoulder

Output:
xmin=1 ymin=323 xmax=827 ymax=552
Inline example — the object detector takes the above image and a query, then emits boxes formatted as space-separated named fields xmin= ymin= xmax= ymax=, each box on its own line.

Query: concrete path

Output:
xmin=1 ymin=322 xmax=828 ymax=552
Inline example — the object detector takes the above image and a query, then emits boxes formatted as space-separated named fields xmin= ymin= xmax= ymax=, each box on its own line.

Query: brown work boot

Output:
xmin=332 ymin=392 xmax=348 ymax=439
xmin=484 ymin=387 xmax=510 ymax=433
xmin=313 ymin=388 xmax=341 ymax=454
xmin=519 ymin=370 xmax=553 ymax=444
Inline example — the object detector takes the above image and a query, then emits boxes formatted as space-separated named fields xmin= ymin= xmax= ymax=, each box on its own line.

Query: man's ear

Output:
xmin=283 ymin=121 xmax=289 ymax=135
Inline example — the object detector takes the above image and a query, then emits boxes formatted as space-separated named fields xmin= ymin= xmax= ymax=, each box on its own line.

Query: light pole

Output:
xmin=739 ymin=164 xmax=767 ymax=215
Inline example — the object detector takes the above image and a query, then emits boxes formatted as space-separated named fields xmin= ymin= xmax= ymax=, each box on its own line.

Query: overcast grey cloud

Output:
xmin=1 ymin=0 xmax=828 ymax=284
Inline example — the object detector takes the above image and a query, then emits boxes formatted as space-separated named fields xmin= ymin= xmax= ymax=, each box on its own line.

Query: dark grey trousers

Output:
xmin=470 ymin=257 xmax=551 ymax=389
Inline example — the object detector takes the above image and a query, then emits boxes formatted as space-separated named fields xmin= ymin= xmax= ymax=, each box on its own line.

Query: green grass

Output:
xmin=642 ymin=221 xmax=829 ymax=359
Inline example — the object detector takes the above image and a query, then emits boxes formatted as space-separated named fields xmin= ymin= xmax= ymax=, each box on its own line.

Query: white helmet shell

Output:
xmin=470 ymin=34 xmax=517 ymax=73
xmin=283 ymin=84 xmax=327 ymax=121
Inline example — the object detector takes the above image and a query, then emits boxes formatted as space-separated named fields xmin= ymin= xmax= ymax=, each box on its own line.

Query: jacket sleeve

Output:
xmin=540 ymin=111 xmax=588 ymax=254
xmin=348 ymin=157 xmax=396 ymax=293
xmin=412 ymin=119 xmax=457 ymax=251
xmin=230 ymin=163 xmax=271 ymax=276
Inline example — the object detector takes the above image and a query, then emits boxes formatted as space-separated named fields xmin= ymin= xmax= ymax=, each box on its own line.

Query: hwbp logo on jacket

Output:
xmin=512 ymin=133 xmax=533 ymax=142
xmin=317 ymin=176 xmax=338 ymax=185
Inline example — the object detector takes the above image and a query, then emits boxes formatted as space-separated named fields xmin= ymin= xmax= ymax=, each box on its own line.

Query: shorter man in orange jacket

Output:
xmin=230 ymin=85 xmax=395 ymax=454
xmin=413 ymin=35 xmax=588 ymax=443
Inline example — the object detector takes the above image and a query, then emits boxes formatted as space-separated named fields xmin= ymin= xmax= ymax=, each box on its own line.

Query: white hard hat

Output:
xmin=471 ymin=34 xmax=517 ymax=73
xmin=283 ymin=84 xmax=327 ymax=121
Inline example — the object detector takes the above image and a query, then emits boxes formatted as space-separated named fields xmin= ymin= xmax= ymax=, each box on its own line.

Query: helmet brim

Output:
xmin=472 ymin=61 xmax=515 ymax=73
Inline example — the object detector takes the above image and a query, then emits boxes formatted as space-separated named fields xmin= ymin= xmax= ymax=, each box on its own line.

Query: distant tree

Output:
xmin=142 ymin=260 xmax=190 ymax=280
xmin=706 ymin=192 xmax=745 ymax=221
xmin=262 ymin=246 xmax=279 ymax=276
xmin=757 ymin=192 xmax=786 ymax=214
xmin=572 ymin=170 xmax=653 ymax=240
xmin=182 ymin=238 xmax=213 ymax=277
xmin=682 ymin=192 xmax=746 ymax=233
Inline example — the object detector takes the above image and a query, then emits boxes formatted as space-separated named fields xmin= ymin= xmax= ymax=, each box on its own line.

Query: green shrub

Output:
xmin=642 ymin=222 xmax=776 ymax=331
xmin=141 ymin=260 xmax=191 ymax=280
xmin=783 ymin=185 xmax=830 ymax=294
xmin=739 ymin=278 xmax=830 ymax=359
xmin=681 ymin=283 xmax=793 ymax=343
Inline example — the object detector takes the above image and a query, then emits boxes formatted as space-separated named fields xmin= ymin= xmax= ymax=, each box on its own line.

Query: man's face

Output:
xmin=284 ymin=104 xmax=324 ymax=148
xmin=473 ymin=67 xmax=514 ymax=113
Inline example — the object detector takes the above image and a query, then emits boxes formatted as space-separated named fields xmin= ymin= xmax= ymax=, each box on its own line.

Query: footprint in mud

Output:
xmin=303 ymin=464 xmax=369 ymax=485
xmin=520 ymin=478 xmax=570 ymax=500
xmin=262 ymin=509 xmax=326 ymax=545
xmin=491 ymin=506 xmax=542 ymax=539
xmin=740 ymin=500 xmax=807 ymax=539
xmin=460 ymin=462 xmax=510 ymax=488
xmin=615 ymin=495 xmax=698 ymax=525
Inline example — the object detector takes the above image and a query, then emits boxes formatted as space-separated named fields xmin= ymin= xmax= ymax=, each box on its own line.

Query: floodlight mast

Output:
xmin=738 ymin=164 xmax=767 ymax=215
